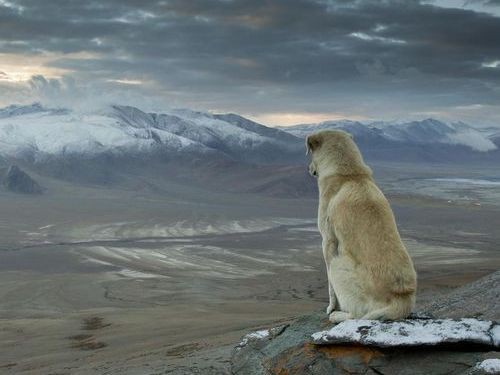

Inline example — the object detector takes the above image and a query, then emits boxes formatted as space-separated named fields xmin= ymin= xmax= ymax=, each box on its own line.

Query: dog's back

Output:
xmin=333 ymin=177 xmax=416 ymax=290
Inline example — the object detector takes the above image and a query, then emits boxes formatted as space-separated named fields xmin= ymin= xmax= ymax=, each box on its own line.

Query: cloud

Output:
xmin=448 ymin=130 xmax=497 ymax=151
xmin=0 ymin=0 xmax=500 ymax=125
xmin=0 ymin=74 xmax=169 ymax=113
xmin=465 ymin=0 xmax=500 ymax=7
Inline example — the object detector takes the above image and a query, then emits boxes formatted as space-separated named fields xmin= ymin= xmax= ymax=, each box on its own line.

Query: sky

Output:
xmin=0 ymin=0 xmax=499 ymax=126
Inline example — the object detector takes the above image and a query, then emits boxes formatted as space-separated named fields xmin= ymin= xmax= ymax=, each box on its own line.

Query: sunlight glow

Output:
xmin=0 ymin=56 xmax=66 ymax=82
xmin=0 ymin=52 xmax=100 ymax=82
xmin=349 ymin=32 xmax=406 ymax=45
xmin=246 ymin=112 xmax=368 ymax=127
xmin=107 ymin=79 xmax=144 ymax=85
xmin=482 ymin=60 xmax=500 ymax=68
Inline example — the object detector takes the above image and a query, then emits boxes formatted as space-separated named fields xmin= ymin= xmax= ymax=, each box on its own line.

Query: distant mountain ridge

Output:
xmin=0 ymin=103 xmax=302 ymax=164
xmin=0 ymin=103 xmax=499 ymax=197
xmin=280 ymin=118 xmax=498 ymax=152
xmin=0 ymin=103 xmax=499 ymax=171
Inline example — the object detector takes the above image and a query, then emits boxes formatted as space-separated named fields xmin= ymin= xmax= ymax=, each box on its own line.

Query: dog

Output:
xmin=307 ymin=130 xmax=417 ymax=323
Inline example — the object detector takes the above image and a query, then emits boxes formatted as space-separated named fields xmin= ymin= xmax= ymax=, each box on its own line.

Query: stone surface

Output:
xmin=231 ymin=271 xmax=500 ymax=375
xmin=468 ymin=358 xmax=500 ymax=374
xmin=231 ymin=312 xmax=500 ymax=375
xmin=424 ymin=271 xmax=500 ymax=321
xmin=312 ymin=318 xmax=498 ymax=347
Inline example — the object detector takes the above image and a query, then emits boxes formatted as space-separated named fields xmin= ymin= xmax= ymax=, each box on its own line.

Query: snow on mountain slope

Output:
xmin=381 ymin=119 xmax=454 ymax=142
xmin=380 ymin=120 xmax=496 ymax=151
xmin=278 ymin=120 xmax=364 ymax=139
xmin=0 ymin=103 xmax=68 ymax=119
xmin=0 ymin=104 xmax=301 ymax=162
xmin=212 ymin=113 xmax=301 ymax=144
xmin=166 ymin=108 xmax=276 ymax=148
xmin=1 ymin=103 xmax=496 ymax=168
xmin=279 ymin=120 xmax=391 ymax=146
xmin=281 ymin=119 xmax=497 ymax=152
xmin=113 ymin=106 xmax=303 ymax=161
xmin=486 ymin=129 xmax=500 ymax=147
xmin=0 ymin=105 xmax=200 ymax=159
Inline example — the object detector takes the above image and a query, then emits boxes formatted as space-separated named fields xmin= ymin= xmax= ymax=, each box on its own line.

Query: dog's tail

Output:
xmin=360 ymin=294 xmax=415 ymax=321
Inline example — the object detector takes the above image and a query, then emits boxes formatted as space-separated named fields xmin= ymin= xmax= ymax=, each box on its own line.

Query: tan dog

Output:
xmin=307 ymin=130 xmax=416 ymax=323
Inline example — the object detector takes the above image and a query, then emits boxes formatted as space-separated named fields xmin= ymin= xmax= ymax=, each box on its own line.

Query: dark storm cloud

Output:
xmin=1 ymin=0 xmax=499 ymax=123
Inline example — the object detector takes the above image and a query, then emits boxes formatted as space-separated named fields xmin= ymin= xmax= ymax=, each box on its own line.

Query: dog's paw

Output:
xmin=326 ymin=304 xmax=335 ymax=315
xmin=328 ymin=311 xmax=351 ymax=324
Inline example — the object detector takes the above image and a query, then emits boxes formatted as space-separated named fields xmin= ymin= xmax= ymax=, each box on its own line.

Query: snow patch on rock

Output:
xmin=237 ymin=324 xmax=289 ymax=350
xmin=237 ymin=330 xmax=271 ymax=349
xmin=311 ymin=318 xmax=499 ymax=347
xmin=474 ymin=359 xmax=500 ymax=374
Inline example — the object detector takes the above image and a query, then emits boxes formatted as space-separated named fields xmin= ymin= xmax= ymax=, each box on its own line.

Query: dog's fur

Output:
xmin=307 ymin=130 xmax=417 ymax=323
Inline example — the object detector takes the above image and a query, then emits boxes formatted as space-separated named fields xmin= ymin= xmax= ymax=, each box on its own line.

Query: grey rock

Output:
xmin=231 ymin=313 xmax=494 ymax=375
xmin=424 ymin=271 xmax=500 ymax=321
xmin=231 ymin=272 xmax=500 ymax=375
xmin=312 ymin=318 xmax=499 ymax=347
xmin=466 ymin=358 xmax=500 ymax=374
xmin=2 ymin=165 xmax=43 ymax=194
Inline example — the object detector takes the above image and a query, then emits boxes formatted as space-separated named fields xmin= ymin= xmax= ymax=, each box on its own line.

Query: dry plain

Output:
xmin=0 ymin=162 xmax=499 ymax=374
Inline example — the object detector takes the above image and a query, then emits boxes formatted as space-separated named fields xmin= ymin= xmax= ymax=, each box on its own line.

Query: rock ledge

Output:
xmin=312 ymin=318 xmax=499 ymax=348
xmin=231 ymin=272 xmax=500 ymax=375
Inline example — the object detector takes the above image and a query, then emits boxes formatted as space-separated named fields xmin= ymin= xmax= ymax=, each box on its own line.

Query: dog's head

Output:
xmin=306 ymin=130 xmax=369 ymax=178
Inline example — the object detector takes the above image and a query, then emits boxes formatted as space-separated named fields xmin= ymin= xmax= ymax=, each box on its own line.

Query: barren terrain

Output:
xmin=0 ymin=162 xmax=499 ymax=374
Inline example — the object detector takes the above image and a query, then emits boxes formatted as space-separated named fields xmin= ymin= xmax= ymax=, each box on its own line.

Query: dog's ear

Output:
xmin=306 ymin=133 xmax=322 ymax=155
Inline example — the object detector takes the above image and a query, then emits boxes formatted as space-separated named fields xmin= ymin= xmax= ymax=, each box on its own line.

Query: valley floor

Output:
xmin=0 ymin=163 xmax=499 ymax=374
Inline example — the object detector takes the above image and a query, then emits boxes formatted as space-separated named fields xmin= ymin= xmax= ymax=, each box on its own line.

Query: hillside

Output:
xmin=0 ymin=103 xmax=499 ymax=196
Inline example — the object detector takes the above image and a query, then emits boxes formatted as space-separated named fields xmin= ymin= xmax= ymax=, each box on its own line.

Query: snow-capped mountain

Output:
xmin=281 ymin=119 xmax=498 ymax=152
xmin=380 ymin=120 xmax=497 ymax=152
xmin=1 ymin=103 xmax=499 ymax=195
xmin=0 ymin=102 xmax=68 ymax=119
xmin=0 ymin=103 xmax=302 ymax=164
xmin=1 ymin=103 xmax=498 ymax=174
xmin=280 ymin=120 xmax=386 ymax=144
xmin=487 ymin=130 xmax=500 ymax=147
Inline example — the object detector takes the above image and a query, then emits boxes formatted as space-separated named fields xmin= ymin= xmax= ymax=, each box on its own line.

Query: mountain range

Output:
xmin=1 ymin=103 xmax=498 ymax=161
xmin=0 ymin=103 xmax=498 ymax=196
xmin=0 ymin=103 xmax=301 ymax=165
xmin=281 ymin=118 xmax=498 ymax=153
